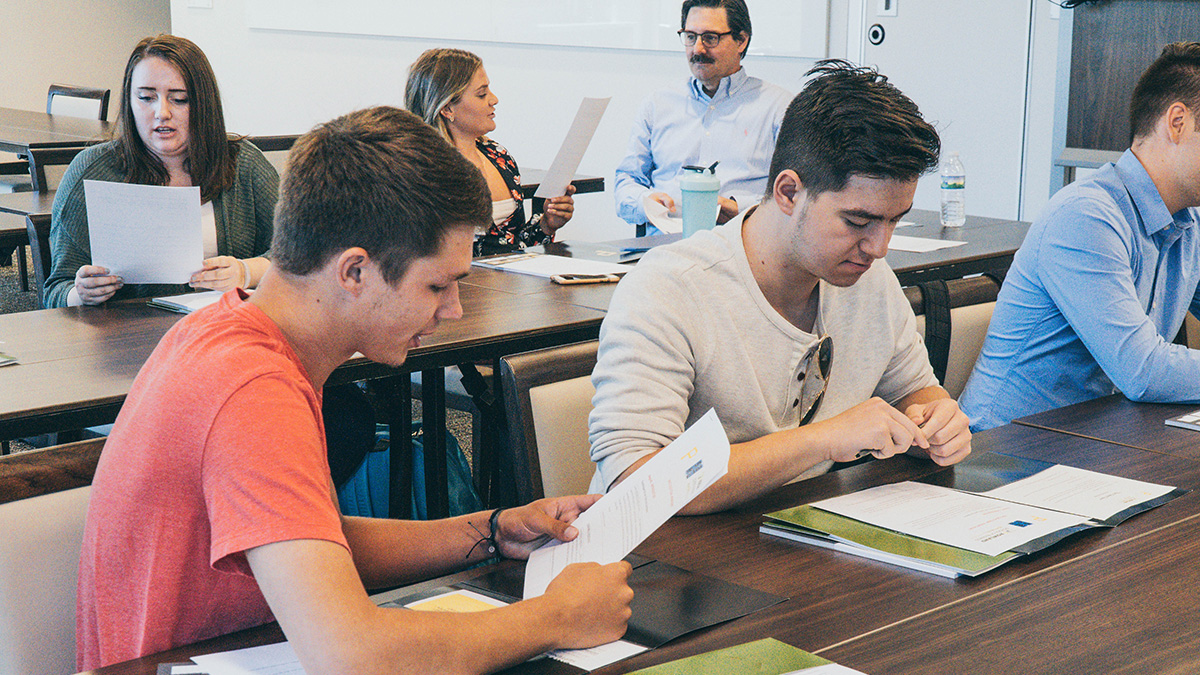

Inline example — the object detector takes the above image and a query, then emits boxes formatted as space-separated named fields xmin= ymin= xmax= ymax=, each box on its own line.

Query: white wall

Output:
xmin=0 ymin=0 xmax=170 ymax=172
xmin=0 ymin=0 xmax=171 ymax=114
xmin=172 ymin=0 xmax=1062 ymax=240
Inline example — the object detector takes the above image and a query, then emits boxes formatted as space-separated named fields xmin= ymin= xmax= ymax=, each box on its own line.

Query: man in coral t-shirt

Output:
xmin=77 ymin=106 xmax=633 ymax=673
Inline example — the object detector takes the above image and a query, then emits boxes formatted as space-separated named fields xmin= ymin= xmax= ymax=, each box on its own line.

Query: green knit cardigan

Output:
xmin=44 ymin=138 xmax=279 ymax=308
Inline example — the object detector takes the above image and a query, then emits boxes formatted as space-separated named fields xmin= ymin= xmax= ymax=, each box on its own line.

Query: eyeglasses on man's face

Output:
xmin=677 ymin=30 xmax=735 ymax=48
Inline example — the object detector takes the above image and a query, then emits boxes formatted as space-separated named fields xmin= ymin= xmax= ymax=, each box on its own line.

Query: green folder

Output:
xmin=627 ymin=638 xmax=833 ymax=674
xmin=761 ymin=504 xmax=1020 ymax=578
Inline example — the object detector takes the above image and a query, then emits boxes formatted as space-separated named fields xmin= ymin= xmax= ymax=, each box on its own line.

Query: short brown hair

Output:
xmin=404 ymin=48 xmax=484 ymax=141
xmin=115 ymin=34 xmax=237 ymax=202
xmin=1130 ymin=42 xmax=1200 ymax=143
xmin=271 ymin=106 xmax=489 ymax=284
xmin=768 ymin=59 xmax=940 ymax=198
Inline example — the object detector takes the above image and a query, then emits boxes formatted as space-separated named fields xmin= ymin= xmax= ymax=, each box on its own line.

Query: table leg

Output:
xmin=421 ymin=368 xmax=450 ymax=519
xmin=379 ymin=375 xmax=413 ymax=520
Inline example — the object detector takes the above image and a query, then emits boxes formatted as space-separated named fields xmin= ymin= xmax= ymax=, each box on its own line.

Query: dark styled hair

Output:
xmin=115 ymin=34 xmax=237 ymax=202
xmin=271 ymin=106 xmax=489 ymax=284
xmin=680 ymin=0 xmax=751 ymax=57
xmin=768 ymin=59 xmax=940 ymax=197
xmin=405 ymin=48 xmax=485 ymax=141
xmin=1129 ymin=42 xmax=1200 ymax=143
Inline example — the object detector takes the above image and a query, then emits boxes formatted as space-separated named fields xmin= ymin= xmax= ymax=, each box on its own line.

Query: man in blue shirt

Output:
xmin=613 ymin=0 xmax=790 ymax=229
xmin=960 ymin=42 xmax=1200 ymax=430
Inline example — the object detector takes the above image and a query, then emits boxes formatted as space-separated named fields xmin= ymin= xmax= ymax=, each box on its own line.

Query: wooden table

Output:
xmin=885 ymin=208 xmax=1031 ymax=286
xmin=1015 ymin=393 xmax=1200 ymax=459
xmin=0 ymin=274 xmax=610 ymax=517
xmin=0 ymin=106 xmax=110 ymax=155
xmin=0 ymin=189 xmax=55 ymax=217
xmin=81 ymin=422 xmax=1200 ymax=674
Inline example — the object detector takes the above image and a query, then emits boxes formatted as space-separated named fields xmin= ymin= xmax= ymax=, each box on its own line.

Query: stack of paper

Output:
xmin=148 ymin=290 xmax=226 ymax=314
xmin=762 ymin=453 xmax=1184 ymax=578
xmin=472 ymin=252 xmax=630 ymax=279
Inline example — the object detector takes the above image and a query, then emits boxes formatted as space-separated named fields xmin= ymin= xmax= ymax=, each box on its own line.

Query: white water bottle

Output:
xmin=940 ymin=152 xmax=966 ymax=227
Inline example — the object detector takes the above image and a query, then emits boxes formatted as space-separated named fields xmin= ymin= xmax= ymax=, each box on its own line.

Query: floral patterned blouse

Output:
xmin=476 ymin=137 xmax=549 ymax=256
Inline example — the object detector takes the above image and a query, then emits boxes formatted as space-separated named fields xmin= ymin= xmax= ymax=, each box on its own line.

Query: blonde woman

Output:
xmin=406 ymin=48 xmax=574 ymax=256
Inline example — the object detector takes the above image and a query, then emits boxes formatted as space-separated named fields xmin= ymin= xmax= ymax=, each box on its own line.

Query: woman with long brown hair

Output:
xmin=45 ymin=34 xmax=278 ymax=307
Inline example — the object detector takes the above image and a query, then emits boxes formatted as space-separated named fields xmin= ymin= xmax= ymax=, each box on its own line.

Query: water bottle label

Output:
xmin=941 ymin=175 xmax=965 ymax=190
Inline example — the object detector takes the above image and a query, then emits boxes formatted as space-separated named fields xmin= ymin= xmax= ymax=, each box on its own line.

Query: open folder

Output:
xmin=761 ymin=452 xmax=1186 ymax=578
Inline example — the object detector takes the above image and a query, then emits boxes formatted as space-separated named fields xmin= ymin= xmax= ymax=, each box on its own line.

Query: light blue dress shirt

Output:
xmin=613 ymin=68 xmax=790 ymax=226
xmin=960 ymin=150 xmax=1200 ymax=430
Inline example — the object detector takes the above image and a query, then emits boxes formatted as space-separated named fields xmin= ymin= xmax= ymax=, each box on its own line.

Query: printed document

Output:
xmin=522 ymin=410 xmax=730 ymax=599
xmin=812 ymin=481 xmax=1089 ymax=557
xmin=534 ymin=97 xmax=610 ymax=199
xmin=84 ymin=180 xmax=203 ymax=283
xmin=982 ymin=464 xmax=1176 ymax=521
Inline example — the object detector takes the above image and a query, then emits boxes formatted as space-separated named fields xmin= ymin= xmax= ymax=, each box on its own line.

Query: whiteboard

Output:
xmin=245 ymin=0 xmax=829 ymax=58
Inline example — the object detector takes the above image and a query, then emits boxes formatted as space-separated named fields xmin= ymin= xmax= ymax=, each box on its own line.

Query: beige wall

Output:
xmin=0 ymin=0 xmax=170 ymax=115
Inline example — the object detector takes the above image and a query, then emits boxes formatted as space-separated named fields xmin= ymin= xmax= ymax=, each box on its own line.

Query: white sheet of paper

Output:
xmin=549 ymin=640 xmax=649 ymax=670
xmin=785 ymin=664 xmax=867 ymax=675
xmin=405 ymin=587 xmax=646 ymax=670
xmin=170 ymin=666 xmax=206 ymax=674
xmin=84 ymin=180 xmax=203 ymax=283
xmin=523 ymin=409 xmax=730 ymax=599
xmin=812 ymin=481 xmax=1089 ymax=557
xmin=982 ymin=464 xmax=1175 ymax=521
xmin=642 ymin=193 xmax=683 ymax=234
xmin=149 ymin=289 xmax=226 ymax=313
xmin=533 ymin=97 xmax=610 ymax=199
xmin=190 ymin=641 xmax=303 ymax=675
xmin=887 ymin=234 xmax=968 ymax=253
xmin=472 ymin=252 xmax=629 ymax=278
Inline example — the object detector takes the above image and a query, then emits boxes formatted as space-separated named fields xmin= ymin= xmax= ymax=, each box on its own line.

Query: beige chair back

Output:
xmin=0 ymin=486 xmax=90 ymax=675
xmin=0 ymin=438 xmax=104 ymax=675
xmin=499 ymin=341 xmax=598 ymax=505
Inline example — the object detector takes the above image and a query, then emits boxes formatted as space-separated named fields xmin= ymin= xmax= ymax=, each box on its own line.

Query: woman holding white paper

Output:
xmin=405 ymin=48 xmax=575 ymax=256
xmin=44 ymin=35 xmax=278 ymax=307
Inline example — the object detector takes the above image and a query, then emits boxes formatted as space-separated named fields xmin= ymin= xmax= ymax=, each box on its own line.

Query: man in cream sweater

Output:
xmin=589 ymin=60 xmax=972 ymax=514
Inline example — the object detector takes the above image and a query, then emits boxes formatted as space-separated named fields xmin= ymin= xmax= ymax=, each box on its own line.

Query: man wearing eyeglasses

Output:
xmin=590 ymin=60 xmax=973 ymax=514
xmin=613 ymin=0 xmax=791 ymax=230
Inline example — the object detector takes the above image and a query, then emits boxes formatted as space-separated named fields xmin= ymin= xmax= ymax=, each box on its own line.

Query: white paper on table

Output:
xmin=812 ymin=481 xmax=1089 ymax=557
xmin=887 ymin=234 xmax=968 ymax=253
xmin=895 ymin=219 xmax=918 ymax=228
xmin=982 ymin=464 xmax=1175 ymax=521
xmin=549 ymin=640 xmax=649 ymax=670
xmin=523 ymin=409 xmax=730 ymax=599
xmin=642 ymin=193 xmax=683 ymax=234
xmin=84 ymin=179 xmax=203 ymax=284
xmin=472 ymin=252 xmax=629 ymax=278
xmin=406 ymin=588 xmax=646 ymax=671
xmin=784 ymin=664 xmax=867 ymax=675
xmin=170 ymin=666 xmax=206 ymax=674
xmin=190 ymin=641 xmax=303 ymax=675
xmin=533 ymin=97 xmax=610 ymax=199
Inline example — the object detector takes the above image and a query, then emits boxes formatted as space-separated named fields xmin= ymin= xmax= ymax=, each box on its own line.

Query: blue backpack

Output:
xmin=336 ymin=422 xmax=483 ymax=519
